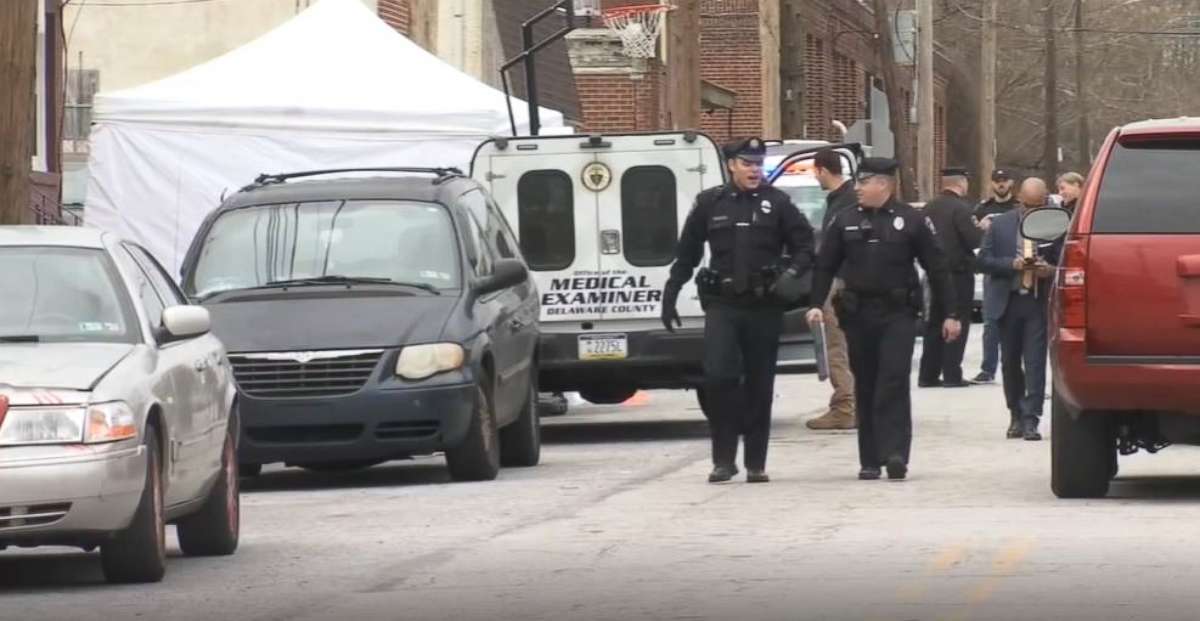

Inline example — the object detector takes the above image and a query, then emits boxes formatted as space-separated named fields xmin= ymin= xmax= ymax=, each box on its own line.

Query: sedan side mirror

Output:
xmin=473 ymin=259 xmax=529 ymax=297
xmin=161 ymin=305 xmax=212 ymax=341
xmin=1020 ymin=207 xmax=1072 ymax=243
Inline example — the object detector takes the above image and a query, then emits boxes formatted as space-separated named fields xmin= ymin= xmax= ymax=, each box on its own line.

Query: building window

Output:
xmin=65 ymin=69 xmax=100 ymax=141
xmin=517 ymin=170 xmax=575 ymax=271
xmin=621 ymin=166 xmax=677 ymax=267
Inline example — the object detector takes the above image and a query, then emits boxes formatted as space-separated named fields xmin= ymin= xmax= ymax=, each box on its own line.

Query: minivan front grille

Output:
xmin=0 ymin=503 xmax=72 ymax=530
xmin=229 ymin=349 xmax=384 ymax=398
xmin=376 ymin=420 xmax=440 ymax=440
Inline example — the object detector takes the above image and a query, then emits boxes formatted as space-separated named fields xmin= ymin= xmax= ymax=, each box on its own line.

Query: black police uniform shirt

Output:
xmin=821 ymin=179 xmax=858 ymax=233
xmin=923 ymin=190 xmax=982 ymax=272
xmin=810 ymin=197 xmax=956 ymax=319
xmin=667 ymin=183 xmax=815 ymax=296
xmin=974 ymin=195 xmax=1018 ymax=221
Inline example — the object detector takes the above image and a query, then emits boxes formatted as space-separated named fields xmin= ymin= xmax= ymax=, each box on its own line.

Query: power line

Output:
xmin=71 ymin=0 xmax=226 ymax=6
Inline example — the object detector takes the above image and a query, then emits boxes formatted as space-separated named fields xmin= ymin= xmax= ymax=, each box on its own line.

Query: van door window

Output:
xmin=517 ymin=170 xmax=574 ymax=271
xmin=1094 ymin=139 xmax=1200 ymax=234
xmin=621 ymin=165 xmax=677 ymax=267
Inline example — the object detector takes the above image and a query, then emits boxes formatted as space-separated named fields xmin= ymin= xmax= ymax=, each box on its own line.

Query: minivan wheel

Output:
xmin=446 ymin=383 xmax=501 ymax=482
xmin=101 ymin=427 xmax=167 ymax=584
xmin=1051 ymin=389 xmax=1115 ymax=499
xmin=500 ymin=376 xmax=541 ymax=468
xmin=579 ymin=386 xmax=637 ymax=405
xmin=177 ymin=424 xmax=240 ymax=557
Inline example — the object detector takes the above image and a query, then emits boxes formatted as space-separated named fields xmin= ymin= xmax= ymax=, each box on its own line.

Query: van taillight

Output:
xmin=1059 ymin=235 xmax=1088 ymax=329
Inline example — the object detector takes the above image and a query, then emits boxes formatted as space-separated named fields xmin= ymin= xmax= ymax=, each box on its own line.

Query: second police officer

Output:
xmin=805 ymin=158 xmax=961 ymax=481
xmin=661 ymin=137 xmax=816 ymax=484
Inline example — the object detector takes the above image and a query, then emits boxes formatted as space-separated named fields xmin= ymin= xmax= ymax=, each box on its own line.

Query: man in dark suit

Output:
xmin=977 ymin=178 xmax=1060 ymax=441
xmin=919 ymin=167 xmax=983 ymax=388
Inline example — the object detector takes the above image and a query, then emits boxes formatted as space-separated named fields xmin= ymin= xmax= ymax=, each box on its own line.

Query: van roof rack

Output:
xmin=248 ymin=167 xmax=464 ymax=189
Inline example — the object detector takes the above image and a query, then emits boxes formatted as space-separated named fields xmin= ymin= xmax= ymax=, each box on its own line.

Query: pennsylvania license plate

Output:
xmin=578 ymin=334 xmax=628 ymax=361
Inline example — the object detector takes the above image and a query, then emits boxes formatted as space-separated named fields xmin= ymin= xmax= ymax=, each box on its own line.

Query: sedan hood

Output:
xmin=205 ymin=293 xmax=461 ymax=353
xmin=0 ymin=343 xmax=133 ymax=391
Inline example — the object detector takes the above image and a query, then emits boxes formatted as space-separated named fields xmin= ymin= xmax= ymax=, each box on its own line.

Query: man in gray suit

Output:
xmin=977 ymin=178 xmax=1060 ymax=441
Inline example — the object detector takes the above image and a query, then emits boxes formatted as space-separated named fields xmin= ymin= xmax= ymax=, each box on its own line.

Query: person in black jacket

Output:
xmin=806 ymin=157 xmax=961 ymax=481
xmin=919 ymin=167 xmax=983 ymax=388
xmin=661 ymin=137 xmax=816 ymax=484
xmin=806 ymin=149 xmax=859 ymax=431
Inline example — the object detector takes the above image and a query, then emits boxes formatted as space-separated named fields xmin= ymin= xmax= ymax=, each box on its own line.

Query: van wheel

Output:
xmin=580 ymin=386 xmax=637 ymax=405
xmin=501 ymin=377 xmax=541 ymax=467
xmin=446 ymin=382 xmax=500 ymax=482
xmin=177 ymin=424 xmax=240 ymax=557
xmin=101 ymin=426 xmax=166 ymax=584
xmin=1051 ymin=389 xmax=1115 ymax=499
xmin=537 ymin=393 xmax=569 ymax=417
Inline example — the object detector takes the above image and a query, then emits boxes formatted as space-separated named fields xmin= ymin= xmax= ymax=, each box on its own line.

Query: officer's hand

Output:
xmin=661 ymin=306 xmax=682 ymax=333
xmin=1034 ymin=261 xmax=1055 ymax=279
xmin=805 ymin=308 xmax=824 ymax=326
xmin=942 ymin=319 xmax=962 ymax=342
xmin=979 ymin=216 xmax=993 ymax=231
xmin=1011 ymin=257 xmax=1027 ymax=271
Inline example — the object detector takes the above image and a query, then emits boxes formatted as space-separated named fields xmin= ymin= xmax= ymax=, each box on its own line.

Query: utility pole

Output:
xmin=0 ymin=0 xmax=37 ymax=225
xmin=917 ymin=0 xmax=935 ymax=200
xmin=978 ymin=0 xmax=997 ymax=199
xmin=1074 ymin=0 xmax=1090 ymax=167
xmin=1043 ymin=0 xmax=1060 ymax=183
xmin=665 ymin=0 xmax=700 ymax=130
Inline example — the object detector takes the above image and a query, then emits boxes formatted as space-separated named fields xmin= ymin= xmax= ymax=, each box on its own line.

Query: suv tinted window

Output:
xmin=517 ymin=170 xmax=574 ymax=271
xmin=621 ymin=166 xmax=677 ymax=267
xmin=1094 ymin=140 xmax=1200 ymax=234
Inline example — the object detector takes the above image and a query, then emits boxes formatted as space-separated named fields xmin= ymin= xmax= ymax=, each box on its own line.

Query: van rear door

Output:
xmin=1084 ymin=136 xmax=1200 ymax=357
xmin=478 ymin=147 xmax=604 ymax=323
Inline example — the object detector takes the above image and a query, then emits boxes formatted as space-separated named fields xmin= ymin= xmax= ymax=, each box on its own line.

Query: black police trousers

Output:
xmin=918 ymin=271 xmax=974 ymax=384
xmin=841 ymin=301 xmax=918 ymax=469
xmin=697 ymin=300 xmax=783 ymax=471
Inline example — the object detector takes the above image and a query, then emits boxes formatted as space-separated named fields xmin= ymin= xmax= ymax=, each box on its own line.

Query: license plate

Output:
xmin=578 ymin=334 xmax=628 ymax=361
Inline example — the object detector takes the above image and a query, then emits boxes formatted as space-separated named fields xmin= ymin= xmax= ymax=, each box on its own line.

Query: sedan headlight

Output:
xmin=0 ymin=402 xmax=137 ymax=446
xmin=395 ymin=343 xmax=465 ymax=380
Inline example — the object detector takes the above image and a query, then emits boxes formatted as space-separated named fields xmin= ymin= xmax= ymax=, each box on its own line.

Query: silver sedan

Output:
xmin=0 ymin=226 xmax=239 ymax=583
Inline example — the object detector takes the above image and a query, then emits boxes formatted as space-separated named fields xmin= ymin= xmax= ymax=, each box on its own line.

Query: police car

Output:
xmin=471 ymin=133 xmax=861 ymax=404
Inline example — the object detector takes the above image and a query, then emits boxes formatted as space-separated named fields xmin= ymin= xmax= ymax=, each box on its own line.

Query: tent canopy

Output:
xmin=95 ymin=0 xmax=563 ymax=135
xmin=87 ymin=0 xmax=566 ymax=275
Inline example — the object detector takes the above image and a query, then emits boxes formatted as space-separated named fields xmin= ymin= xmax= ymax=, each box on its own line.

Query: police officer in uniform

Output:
xmin=662 ymin=137 xmax=816 ymax=484
xmin=805 ymin=158 xmax=961 ymax=481
xmin=918 ymin=167 xmax=982 ymax=388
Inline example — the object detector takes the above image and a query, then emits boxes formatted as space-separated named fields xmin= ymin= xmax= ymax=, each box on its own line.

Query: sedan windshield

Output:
xmin=186 ymin=200 xmax=462 ymax=299
xmin=0 ymin=247 xmax=139 ymax=344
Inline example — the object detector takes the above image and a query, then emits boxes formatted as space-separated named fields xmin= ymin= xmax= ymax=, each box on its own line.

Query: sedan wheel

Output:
xmin=177 ymin=423 xmax=241 ymax=556
xmin=101 ymin=427 xmax=167 ymax=584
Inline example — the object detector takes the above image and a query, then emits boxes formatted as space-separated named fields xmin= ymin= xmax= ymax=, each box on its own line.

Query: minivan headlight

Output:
xmin=395 ymin=343 xmax=465 ymax=380
xmin=0 ymin=402 xmax=137 ymax=446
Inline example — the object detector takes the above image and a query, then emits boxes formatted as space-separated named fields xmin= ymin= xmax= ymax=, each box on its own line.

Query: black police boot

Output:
xmin=708 ymin=465 xmax=738 ymax=483
xmin=747 ymin=470 xmax=770 ymax=484
xmin=886 ymin=455 xmax=908 ymax=481
xmin=918 ymin=379 xmax=943 ymax=388
xmin=1022 ymin=417 xmax=1043 ymax=442
xmin=1006 ymin=412 xmax=1023 ymax=440
xmin=858 ymin=467 xmax=882 ymax=481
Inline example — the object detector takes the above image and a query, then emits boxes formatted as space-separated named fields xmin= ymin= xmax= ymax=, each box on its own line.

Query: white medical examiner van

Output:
xmin=471 ymin=131 xmax=855 ymax=405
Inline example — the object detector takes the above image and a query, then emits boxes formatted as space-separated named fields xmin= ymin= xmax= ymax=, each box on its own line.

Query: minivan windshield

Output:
xmin=0 ymin=247 xmax=139 ymax=344
xmin=186 ymin=200 xmax=462 ymax=299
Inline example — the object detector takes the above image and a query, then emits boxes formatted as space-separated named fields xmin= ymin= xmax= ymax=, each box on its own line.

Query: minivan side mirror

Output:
xmin=473 ymin=259 xmax=528 ymax=296
xmin=160 ymin=305 xmax=212 ymax=342
xmin=1020 ymin=207 xmax=1072 ymax=243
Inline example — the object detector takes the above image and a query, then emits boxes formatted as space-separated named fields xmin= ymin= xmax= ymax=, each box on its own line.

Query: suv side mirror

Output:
xmin=1020 ymin=207 xmax=1072 ymax=243
xmin=473 ymin=259 xmax=528 ymax=296
xmin=160 ymin=305 xmax=212 ymax=342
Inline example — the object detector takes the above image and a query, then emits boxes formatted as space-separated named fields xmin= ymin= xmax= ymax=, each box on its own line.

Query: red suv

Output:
xmin=1051 ymin=118 xmax=1200 ymax=498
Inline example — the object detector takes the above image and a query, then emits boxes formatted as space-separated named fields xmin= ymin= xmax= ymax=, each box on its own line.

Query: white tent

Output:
xmin=86 ymin=0 xmax=566 ymax=275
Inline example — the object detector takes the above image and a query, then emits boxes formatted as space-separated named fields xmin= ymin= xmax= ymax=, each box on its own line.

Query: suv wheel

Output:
xmin=579 ymin=386 xmax=637 ymax=405
xmin=1051 ymin=389 xmax=1115 ymax=499
xmin=177 ymin=422 xmax=241 ymax=556
xmin=101 ymin=426 xmax=167 ymax=583
xmin=500 ymin=376 xmax=541 ymax=467
xmin=446 ymin=382 xmax=500 ymax=481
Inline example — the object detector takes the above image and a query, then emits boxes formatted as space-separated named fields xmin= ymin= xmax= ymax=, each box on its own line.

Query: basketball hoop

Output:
xmin=602 ymin=3 xmax=675 ymax=59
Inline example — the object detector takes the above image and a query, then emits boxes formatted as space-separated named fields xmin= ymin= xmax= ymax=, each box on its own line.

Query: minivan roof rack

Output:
xmin=249 ymin=167 xmax=464 ymax=188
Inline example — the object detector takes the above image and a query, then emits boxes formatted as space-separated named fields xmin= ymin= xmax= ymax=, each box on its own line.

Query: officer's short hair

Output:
xmin=813 ymin=150 xmax=842 ymax=176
